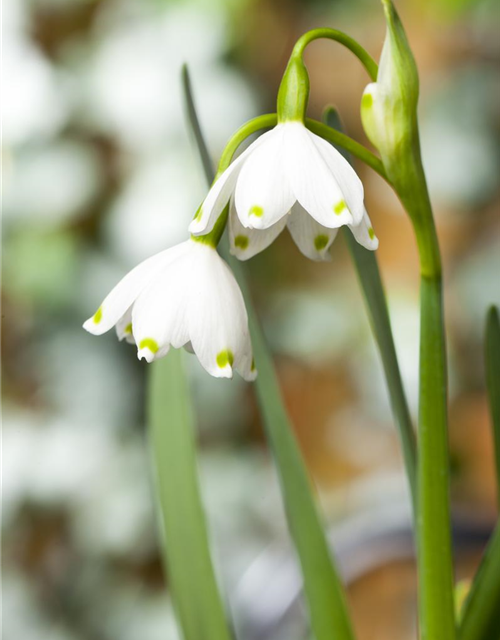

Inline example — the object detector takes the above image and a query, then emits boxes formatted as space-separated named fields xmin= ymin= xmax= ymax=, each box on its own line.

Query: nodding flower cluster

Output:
xmin=84 ymin=0 xmax=415 ymax=380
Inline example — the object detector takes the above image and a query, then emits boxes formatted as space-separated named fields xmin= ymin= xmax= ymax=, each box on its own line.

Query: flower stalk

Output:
xmin=360 ymin=2 xmax=455 ymax=637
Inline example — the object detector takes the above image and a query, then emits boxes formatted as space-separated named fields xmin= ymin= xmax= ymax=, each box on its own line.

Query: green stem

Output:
xmin=459 ymin=520 xmax=500 ymax=640
xmin=485 ymin=306 xmax=500 ymax=508
xmin=148 ymin=351 xmax=232 ymax=640
xmin=292 ymin=28 xmax=378 ymax=81
xmin=396 ymin=147 xmax=455 ymax=640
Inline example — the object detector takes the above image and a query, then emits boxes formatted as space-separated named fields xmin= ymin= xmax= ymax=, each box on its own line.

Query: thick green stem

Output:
xmin=395 ymin=147 xmax=455 ymax=640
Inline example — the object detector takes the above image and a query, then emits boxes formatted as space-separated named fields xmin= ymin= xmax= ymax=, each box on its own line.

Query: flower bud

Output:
xmin=361 ymin=0 xmax=419 ymax=179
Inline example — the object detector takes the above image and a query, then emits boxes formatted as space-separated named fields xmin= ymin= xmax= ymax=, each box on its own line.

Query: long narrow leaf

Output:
xmin=485 ymin=305 xmax=500 ymax=506
xmin=148 ymin=351 xmax=232 ymax=640
xmin=459 ymin=519 xmax=500 ymax=640
xmin=322 ymin=106 xmax=417 ymax=508
xmin=182 ymin=66 xmax=355 ymax=640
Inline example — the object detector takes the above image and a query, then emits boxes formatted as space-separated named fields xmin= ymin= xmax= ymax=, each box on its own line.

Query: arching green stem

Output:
xmin=292 ymin=28 xmax=378 ymax=81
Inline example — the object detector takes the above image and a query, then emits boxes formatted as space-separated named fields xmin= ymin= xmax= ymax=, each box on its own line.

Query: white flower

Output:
xmin=229 ymin=201 xmax=378 ymax=262
xmin=83 ymin=239 xmax=256 ymax=381
xmin=189 ymin=121 xmax=365 ymax=238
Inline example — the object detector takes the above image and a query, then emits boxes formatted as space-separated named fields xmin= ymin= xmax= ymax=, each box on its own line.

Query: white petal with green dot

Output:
xmin=229 ymin=199 xmax=287 ymax=261
xmin=287 ymin=204 xmax=338 ymax=261
xmin=283 ymin=122 xmax=355 ymax=229
xmin=115 ymin=307 xmax=135 ymax=344
xmin=234 ymin=125 xmax=295 ymax=230
xmin=311 ymin=132 xmax=365 ymax=225
xmin=349 ymin=208 xmax=379 ymax=251
xmin=82 ymin=243 xmax=185 ymax=336
xmin=187 ymin=242 xmax=255 ymax=381
xmin=189 ymin=130 xmax=272 ymax=236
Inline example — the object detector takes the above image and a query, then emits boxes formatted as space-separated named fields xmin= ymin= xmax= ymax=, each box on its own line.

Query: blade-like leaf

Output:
xmin=148 ymin=350 xmax=232 ymax=640
xmin=182 ymin=66 xmax=355 ymax=640
xmin=485 ymin=305 xmax=500 ymax=506
xmin=459 ymin=519 xmax=500 ymax=640
xmin=323 ymin=106 xmax=417 ymax=508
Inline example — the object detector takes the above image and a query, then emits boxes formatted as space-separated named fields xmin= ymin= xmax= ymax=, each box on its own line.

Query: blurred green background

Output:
xmin=3 ymin=0 xmax=500 ymax=638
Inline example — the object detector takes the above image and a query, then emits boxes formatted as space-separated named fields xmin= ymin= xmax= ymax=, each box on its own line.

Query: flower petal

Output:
xmin=287 ymin=204 xmax=338 ymax=261
xmin=229 ymin=198 xmax=287 ymax=260
xmin=131 ymin=244 xmax=195 ymax=362
xmin=115 ymin=307 xmax=135 ymax=344
xmin=311 ymin=131 xmax=365 ymax=224
xmin=234 ymin=125 xmax=296 ymax=230
xmin=284 ymin=122 xmax=355 ymax=228
xmin=188 ymin=248 xmax=255 ymax=381
xmin=189 ymin=130 xmax=272 ymax=236
xmin=349 ymin=208 xmax=379 ymax=250
xmin=83 ymin=244 xmax=186 ymax=336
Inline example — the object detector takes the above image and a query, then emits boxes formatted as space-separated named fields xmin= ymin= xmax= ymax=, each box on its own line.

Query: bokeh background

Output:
xmin=3 ymin=0 xmax=500 ymax=638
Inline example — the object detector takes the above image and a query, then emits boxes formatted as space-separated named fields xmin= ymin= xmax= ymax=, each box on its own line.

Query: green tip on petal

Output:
xmin=139 ymin=338 xmax=159 ymax=354
xmin=194 ymin=206 xmax=203 ymax=222
xmin=234 ymin=234 xmax=249 ymax=249
xmin=251 ymin=358 xmax=256 ymax=372
xmin=314 ymin=234 xmax=329 ymax=251
xmin=93 ymin=307 xmax=103 ymax=324
xmin=249 ymin=205 xmax=263 ymax=218
xmin=333 ymin=200 xmax=347 ymax=215
xmin=216 ymin=349 xmax=234 ymax=369
xmin=361 ymin=92 xmax=373 ymax=109
xmin=124 ymin=323 xmax=133 ymax=335
xmin=368 ymin=227 xmax=376 ymax=240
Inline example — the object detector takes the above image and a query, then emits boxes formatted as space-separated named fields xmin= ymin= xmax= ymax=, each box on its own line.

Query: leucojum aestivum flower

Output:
xmin=84 ymin=2 xmax=500 ymax=640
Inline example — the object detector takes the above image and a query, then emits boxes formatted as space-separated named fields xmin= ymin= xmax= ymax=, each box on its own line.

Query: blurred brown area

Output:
xmin=3 ymin=0 xmax=499 ymax=639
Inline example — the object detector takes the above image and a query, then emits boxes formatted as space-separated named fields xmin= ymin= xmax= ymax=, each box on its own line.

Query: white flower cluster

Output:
xmin=84 ymin=120 xmax=378 ymax=380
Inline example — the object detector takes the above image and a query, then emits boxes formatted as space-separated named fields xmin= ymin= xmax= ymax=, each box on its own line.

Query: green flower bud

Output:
xmin=277 ymin=53 xmax=310 ymax=123
xmin=361 ymin=0 xmax=419 ymax=180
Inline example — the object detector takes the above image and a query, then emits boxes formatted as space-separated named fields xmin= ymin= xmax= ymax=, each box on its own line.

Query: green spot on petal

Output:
xmin=251 ymin=358 xmax=256 ymax=372
xmin=93 ymin=307 xmax=103 ymax=324
xmin=216 ymin=349 xmax=234 ymax=369
xmin=249 ymin=205 xmax=263 ymax=218
xmin=368 ymin=227 xmax=375 ymax=240
xmin=194 ymin=206 xmax=203 ymax=222
xmin=139 ymin=338 xmax=159 ymax=353
xmin=333 ymin=200 xmax=346 ymax=215
xmin=124 ymin=323 xmax=132 ymax=335
xmin=362 ymin=93 xmax=373 ymax=109
xmin=314 ymin=234 xmax=329 ymax=251
xmin=234 ymin=234 xmax=249 ymax=249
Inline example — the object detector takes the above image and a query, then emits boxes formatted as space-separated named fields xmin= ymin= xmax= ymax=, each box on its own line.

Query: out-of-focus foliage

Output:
xmin=2 ymin=0 xmax=499 ymax=638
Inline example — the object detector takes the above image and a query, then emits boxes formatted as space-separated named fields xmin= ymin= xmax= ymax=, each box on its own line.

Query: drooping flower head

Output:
xmin=83 ymin=239 xmax=256 ymax=381
xmin=190 ymin=37 xmax=378 ymax=261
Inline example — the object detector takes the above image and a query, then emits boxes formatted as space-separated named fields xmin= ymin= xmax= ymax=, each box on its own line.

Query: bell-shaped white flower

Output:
xmin=83 ymin=239 xmax=256 ymax=381
xmin=229 ymin=200 xmax=378 ymax=262
xmin=189 ymin=121 xmax=365 ymax=238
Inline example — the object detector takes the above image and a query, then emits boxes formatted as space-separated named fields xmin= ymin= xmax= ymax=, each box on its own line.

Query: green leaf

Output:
xmin=147 ymin=351 xmax=232 ymax=640
xmin=459 ymin=519 xmax=500 ymax=640
xmin=182 ymin=66 xmax=355 ymax=640
xmin=485 ymin=305 xmax=500 ymax=506
xmin=322 ymin=106 xmax=417 ymax=507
